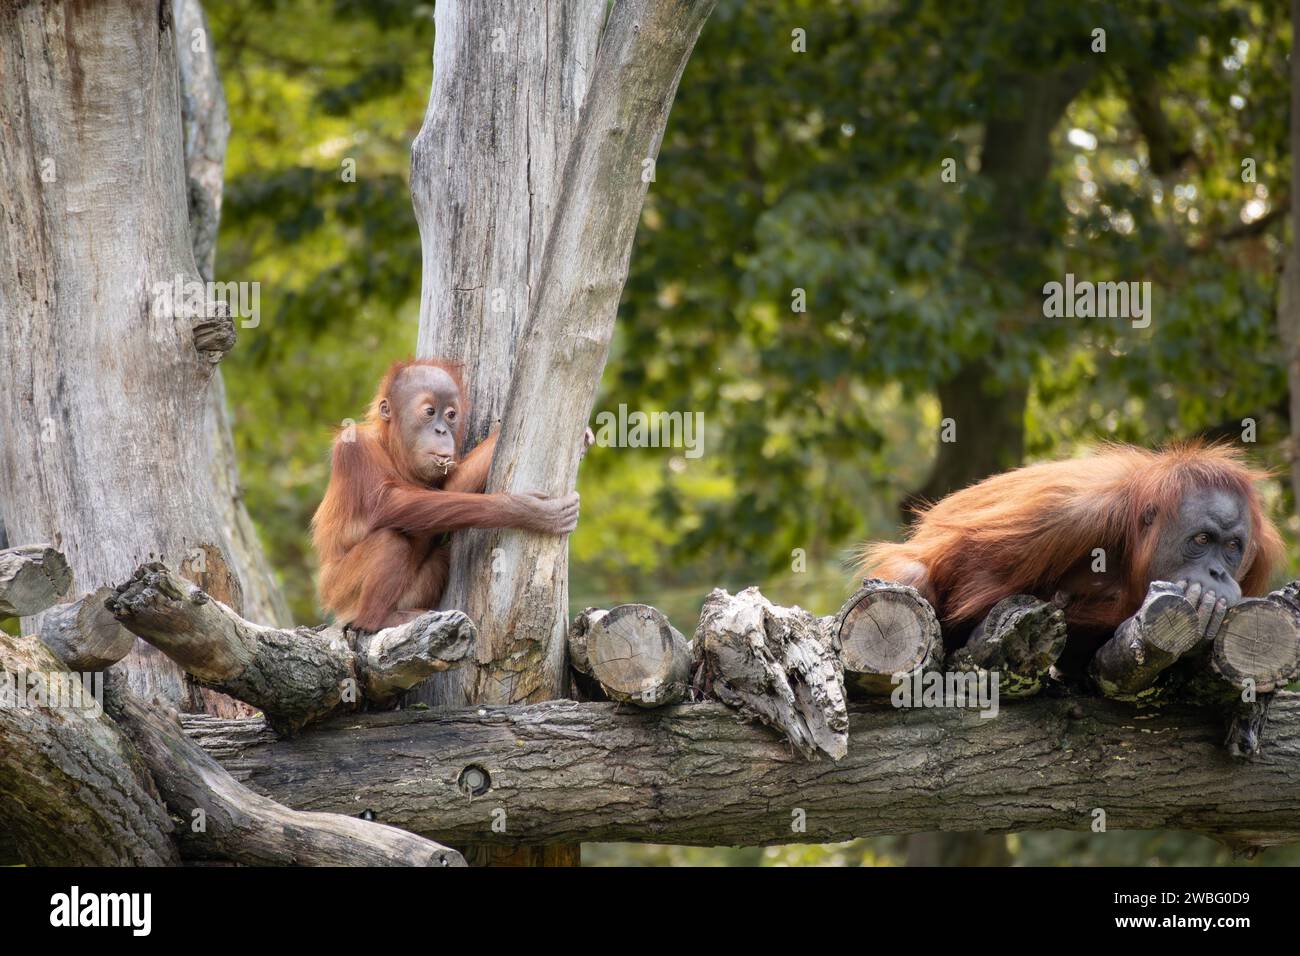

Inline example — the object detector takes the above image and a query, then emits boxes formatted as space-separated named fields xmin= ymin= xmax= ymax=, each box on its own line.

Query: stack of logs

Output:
xmin=5 ymin=536 xmax=1300 ymax=861
xmin=570 ymin=578 xmax=1300 ymax=761
xmin=0 ymin=545 xmax=473 ymax=866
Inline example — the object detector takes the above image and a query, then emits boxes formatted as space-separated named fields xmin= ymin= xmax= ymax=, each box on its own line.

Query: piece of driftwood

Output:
xmin=693 ymin=587 xmax=848 ymax=760
xmin=38 ymin=586 xmax=136 ymax=671
xmin=834 ymin=579 xmax=942 ymax=696
xmin=947 ymin=594 xmax=1068 ymax=698
xmin=186 ymin=691 xmax=1300 ymax=852
xmin=569 ymin=604 xmax=692 ymax=707
xmin=107 ymin=563 xmax=475 ymax=734
xmin=0 ymin=544 xmax=73 ymax=617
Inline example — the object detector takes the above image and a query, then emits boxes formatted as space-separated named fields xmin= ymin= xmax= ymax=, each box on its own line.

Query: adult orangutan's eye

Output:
xmin=1192 ymin=532 xmax=1210 ymax=546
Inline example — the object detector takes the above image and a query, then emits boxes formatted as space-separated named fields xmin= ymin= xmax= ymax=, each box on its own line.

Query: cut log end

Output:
xmin=1212 ymin=597 xmax=1300 ymax=693
xmin=0 ymin=544 xmax=73 ymax=617
xmin=568 ymin=604 xmax=691 ymax=708
xmin=835 ymin=579 xmax=941 ymax=696
xmin=1091 ymin=588 xmax=1201 ymax=699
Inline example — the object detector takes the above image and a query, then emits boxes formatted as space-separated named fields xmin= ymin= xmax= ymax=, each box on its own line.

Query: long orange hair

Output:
xmin=859 ymin=442 xmax=1285 ymax=632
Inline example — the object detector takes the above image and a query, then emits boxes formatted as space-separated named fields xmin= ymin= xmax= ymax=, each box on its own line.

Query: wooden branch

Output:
xmin=947 ymin=594 xmax=1067 ymax=698
xmin=0 ymin=633 xmax=179 ymax=865
xmin=1090 ymin=583 xmax=1201 ymax=699
xmin=834 ymin=580 xmax=942 ymax=696
xmin=569 ymin=605 xmax=692 ymax=707
xmin=38 ymin=586 xmax=135 ymax=671
xmin=0 ymin=544 xmax=72 ymax=617
xmin=186 ymin=691 xmax=1300 ymax=852
xmin=693 ymin=587 xmax=848 ymax=760
xmin=354 ymin=611 xmax=477 ymax=706
xmin=104 ymin=673 xmax=464 ymax=867
xmin=107 ymin=563 xmax=474 ymax=734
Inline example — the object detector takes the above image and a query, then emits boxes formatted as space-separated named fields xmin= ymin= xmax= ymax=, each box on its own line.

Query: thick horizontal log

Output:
xmin=107 ymin=563 xmax=474 ymax=733
xmin=0 ymin=544 xmax=72 ymax=617
xmin=105 ymin=674 xmax=464 ymax=867
xmin=569 ymin=605 xmax=692 ymax=707
xmin=185 ymin=691 xmax=1300 ymax=851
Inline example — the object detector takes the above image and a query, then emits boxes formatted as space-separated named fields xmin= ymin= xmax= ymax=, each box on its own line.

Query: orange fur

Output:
xmin=858 ymin=442 xmax=1285 ymax=635
xmin=310 ymin=358 xmax=495 ymax=629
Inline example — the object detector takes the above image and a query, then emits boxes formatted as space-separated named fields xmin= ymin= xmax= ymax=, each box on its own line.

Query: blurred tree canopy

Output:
xmin=203 ymin=0 xmax=1300 ymax=864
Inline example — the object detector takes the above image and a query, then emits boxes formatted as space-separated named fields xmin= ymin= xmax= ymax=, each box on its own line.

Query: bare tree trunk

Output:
xmin=0 ymin=0 xmax=241 ymax=710
xmin=408 ymin=0 xmax=606 ymax=708
xmin=408 ymin=0 xmax=714 ymax=866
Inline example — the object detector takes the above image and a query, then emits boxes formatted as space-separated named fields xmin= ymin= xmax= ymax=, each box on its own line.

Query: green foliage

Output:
xmin=207 ymin=0 xmax=1300 ymax=865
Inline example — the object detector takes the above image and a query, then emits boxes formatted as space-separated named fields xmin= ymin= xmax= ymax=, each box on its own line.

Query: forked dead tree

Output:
xmin=2 ymin=0 xmax=1300 ymax=869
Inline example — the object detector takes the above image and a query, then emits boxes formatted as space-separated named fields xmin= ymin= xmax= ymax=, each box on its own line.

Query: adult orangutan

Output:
xmin=312 ymin=358 xmax=582 ymax=631
xmin=859 ymin=443 xmax=1285 ymax=677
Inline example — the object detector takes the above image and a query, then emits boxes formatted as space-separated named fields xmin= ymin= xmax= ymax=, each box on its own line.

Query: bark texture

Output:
xmin=0 ymin=544 xmax=72 ymax=617
xmin=186 ymin=691 xmax=1300 ymax=851
xmin=411 ymin=0 xmax=716 ymax=710
xmin=106 ymin=675 xmax=465 ymax=866
xmin=0 ymin=634 xmax=180 ymax=866
xmin=108 ymin=563 xmax=475 ymax=734
xmin=408 ymin=0 xmax=605 ymax=707
xmin=694 ymin=587 xmax=848 ymax=759
xmin=0 ymin=0 xmax=242 ymax=710
xmin=175 ymin=0 xmax=293 ymax=629
xmin=38 ymin=586 xmax=135 ymax=671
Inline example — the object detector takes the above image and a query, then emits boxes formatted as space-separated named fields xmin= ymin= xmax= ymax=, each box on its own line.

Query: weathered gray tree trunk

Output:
xmin=409 ymin=0 xmax=715 ymax=710
xmin=408 ymin=0 xmax=604 ymax=708
xmin=0 ymin=0 xmax=250 ymax=712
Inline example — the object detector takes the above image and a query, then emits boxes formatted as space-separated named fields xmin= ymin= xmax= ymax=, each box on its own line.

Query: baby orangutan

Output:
xmin=312 ymin=359 xmax=584 ymax=631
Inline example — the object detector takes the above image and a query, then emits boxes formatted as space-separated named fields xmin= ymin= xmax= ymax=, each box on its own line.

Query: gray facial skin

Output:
xmin=1148 ymin=486 xmax=1249 ymax=608
xmin=379 ymin=365 xmax=461 ymax=483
